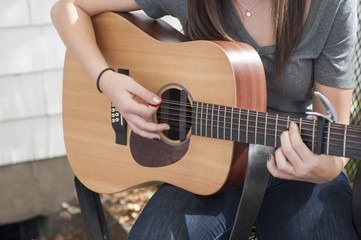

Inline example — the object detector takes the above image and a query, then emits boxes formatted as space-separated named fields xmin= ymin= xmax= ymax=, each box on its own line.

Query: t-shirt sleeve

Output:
xmin=135 ymin=0 xmax=187 ymax=20
xmin=314 ymin=0 xmax=357 ymax=89
xmin=134 ymin=0 xmax=167 ymax=19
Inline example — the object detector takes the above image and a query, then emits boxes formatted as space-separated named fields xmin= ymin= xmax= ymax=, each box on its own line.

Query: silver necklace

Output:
xmin=236 ymin=0 xmax=262 ymax=17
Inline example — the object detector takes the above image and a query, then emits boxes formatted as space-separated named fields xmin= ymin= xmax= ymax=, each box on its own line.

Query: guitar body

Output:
xmin=63 ymin=12 xmax=266 ymax=195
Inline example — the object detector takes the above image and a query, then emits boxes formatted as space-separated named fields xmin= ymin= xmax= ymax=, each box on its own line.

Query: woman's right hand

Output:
xmin=98 ymin=70 xmax=170 ymax=140
xmin=51 ymin=0 xmax=166 ymax=139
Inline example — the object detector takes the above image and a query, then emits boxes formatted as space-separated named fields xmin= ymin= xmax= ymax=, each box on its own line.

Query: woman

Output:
xmin=51 ymin=0 xmax=358 ymax=239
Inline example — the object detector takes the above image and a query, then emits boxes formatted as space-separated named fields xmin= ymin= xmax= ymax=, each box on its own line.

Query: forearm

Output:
xmin=51 ymin=0 xmax=109 ymax=82
xmin=51 ymin=1 xmax=168 ymax=139
xmin=51 ymin=0 xmax=141 ymax=83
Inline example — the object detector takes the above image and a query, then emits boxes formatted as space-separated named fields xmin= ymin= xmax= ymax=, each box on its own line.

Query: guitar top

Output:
xmin=63 ymin=12 xmax=361 ymax=195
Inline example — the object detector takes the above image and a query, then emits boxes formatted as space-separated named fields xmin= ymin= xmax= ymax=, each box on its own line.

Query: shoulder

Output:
xmin=311 ymin=0 xmax=357 ymax=89
xmin=307 ymin=0 xmax=357 ymax=39
xmin=315 ymin=0 xmax=356 ymax=19
xmin=135 ymin=0 xmax=188 ymax=23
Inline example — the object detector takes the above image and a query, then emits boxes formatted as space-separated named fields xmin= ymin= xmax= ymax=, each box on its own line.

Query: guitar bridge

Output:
xmin=111 ymin=68 xmax=129 ymax=145
xmin=111 ymin=103 xmax=127 ymax=145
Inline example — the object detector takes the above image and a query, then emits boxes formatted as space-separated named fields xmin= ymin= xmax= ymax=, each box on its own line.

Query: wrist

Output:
xmin=96 ymin=67 xmax=115 ymax=93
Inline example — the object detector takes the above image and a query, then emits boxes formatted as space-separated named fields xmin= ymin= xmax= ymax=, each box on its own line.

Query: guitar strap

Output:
xmin=352 ymin=161 xmax=361 ymax=238
xmin=229 ymin=150 xmax=361 ymax=239
xmin=229 ymin=144 xmax=274 ymax=240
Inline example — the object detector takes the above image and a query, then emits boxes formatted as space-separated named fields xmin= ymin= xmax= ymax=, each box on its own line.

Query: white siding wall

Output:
xmin=0 ymin=0 xmax=66 ymax=166
xmin=0 ymin=1 xmax=181 ymax=166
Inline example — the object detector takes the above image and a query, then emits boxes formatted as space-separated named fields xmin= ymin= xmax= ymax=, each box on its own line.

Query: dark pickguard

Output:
xmin=129 ymin=131 xmax=190 ymax=167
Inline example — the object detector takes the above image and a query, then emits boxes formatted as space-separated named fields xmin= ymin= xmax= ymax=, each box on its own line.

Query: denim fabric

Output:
xmin=127 ymin=173 xmax=358 ymax=240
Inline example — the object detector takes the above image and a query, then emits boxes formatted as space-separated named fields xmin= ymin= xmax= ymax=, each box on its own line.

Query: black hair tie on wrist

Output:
xmin=96 ymin=67 xmax=115 ymax=93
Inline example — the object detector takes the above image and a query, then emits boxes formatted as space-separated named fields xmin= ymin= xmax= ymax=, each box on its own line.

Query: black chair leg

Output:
xmin=74 ymin=177 xmax=110 ymax=240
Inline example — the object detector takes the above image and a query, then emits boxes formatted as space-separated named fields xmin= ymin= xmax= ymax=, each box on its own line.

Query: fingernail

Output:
xmin=164 ymin=126 xmax=170 ymax=131
xmin=291 ymin=121 xmax=297 ymax=129
xmin=149 ymin=103 xmax=161 ymax=107
xmin=268 ymin=154 xmax=272 ymax=161
xmin=153 ymin=95 xmax=161 ymax=104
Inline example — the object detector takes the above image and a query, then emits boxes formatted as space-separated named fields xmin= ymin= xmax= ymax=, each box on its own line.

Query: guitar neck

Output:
xmin=191 ymin=101 xmax=361 ymax=159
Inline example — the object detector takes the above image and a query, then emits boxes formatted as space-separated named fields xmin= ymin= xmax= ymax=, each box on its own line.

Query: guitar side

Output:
xmin=62 ymin=12 xmax=266 ymax=195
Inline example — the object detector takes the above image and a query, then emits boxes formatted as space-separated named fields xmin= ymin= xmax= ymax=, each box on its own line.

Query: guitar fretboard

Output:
xmin=190 ymin=101 xmax=361 ymax=160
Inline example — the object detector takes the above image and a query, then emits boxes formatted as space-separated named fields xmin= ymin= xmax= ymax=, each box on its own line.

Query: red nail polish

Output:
xmin=149 ymin=95 xmax=162 ymax=107
xmin=149 ymin=103 xmax=161 ymax=107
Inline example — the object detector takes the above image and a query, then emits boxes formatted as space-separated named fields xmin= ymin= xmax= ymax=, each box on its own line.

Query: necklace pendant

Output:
xmin=246 ymin=10 xmax=252 ymax=17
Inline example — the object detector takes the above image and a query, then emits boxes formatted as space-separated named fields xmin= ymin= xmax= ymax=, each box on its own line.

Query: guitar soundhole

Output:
xmin=129 ymin=85 xmax=193 ymax=168
xmin=156 ymin=87 xmax=193 ymax=143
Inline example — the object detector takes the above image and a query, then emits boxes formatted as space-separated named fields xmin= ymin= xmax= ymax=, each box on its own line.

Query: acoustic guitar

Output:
xmin=63 ymin=12 xmax=361 ymax=195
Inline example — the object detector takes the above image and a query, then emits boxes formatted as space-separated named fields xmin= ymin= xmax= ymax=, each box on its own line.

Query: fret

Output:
xmin=327 ymin=122 xmax=331 ymax=155
xmin=275 ymin=114 xmax=279 ymax=148
xmin=211 ymin=104 xmax=214 ymax=138
xmin=246 ymin=110 xmax=250 ymax=143
xmin=226 ymin=107 xmax=233 ymax=141
xmin=230 ymin=107 xmax=234 ymax=141
xmin=217 ymin=105 xmax=220 ymax=139
xmin=255 ymin=111 xmax=258 ymax=145
xmin=299 ymin=118 xmax=302 ymax=134
xmin=262 ymin=112 xmax=275 ymax=148
xmin=287 ymin=116 xmax=290 ymax=129
xmin=238 ymin=108 xmax=241 ymax=142
xmin=264 ymin=112 xmax=268 ymax=146
xmin=223 ymin=106 xmax=227 ymax=140
xmin=205 ymin=103 xmax=208 ymax=138
xmin=200 ymin=103 xmax=204 ymax=136
xmin=212 ymin=104 xmax=219 ymax=139
xmin=312 ymin=120 xmax=316 ymax=153
xmin=345 ymin=125 xmax=361 ymax=159
xmin=324 ymin=122 xmax=346 ymax=158
xmin=343 ymin=125 xmax=347 ymax=157
xmin=195 ymin=102 xmax=199 ymax=135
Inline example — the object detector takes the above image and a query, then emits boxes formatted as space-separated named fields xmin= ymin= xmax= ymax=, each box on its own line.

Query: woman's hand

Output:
xmin=267 ymin=121 xmax=346 ymax=184
xmin=99 ymin=70 xmax=170 ymax=140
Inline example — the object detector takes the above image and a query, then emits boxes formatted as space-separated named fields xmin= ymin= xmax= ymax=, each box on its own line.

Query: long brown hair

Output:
xmin=184 ymin=0 xmax=306 ymax=77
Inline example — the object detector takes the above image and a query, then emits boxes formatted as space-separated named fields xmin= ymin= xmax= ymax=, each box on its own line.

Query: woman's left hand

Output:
xmin=267 ymin=121 xmax=346 ymax=184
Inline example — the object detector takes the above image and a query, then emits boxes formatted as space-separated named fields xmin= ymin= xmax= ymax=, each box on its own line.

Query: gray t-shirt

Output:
xmin=135 ymin=0 xmax=357 ymax=117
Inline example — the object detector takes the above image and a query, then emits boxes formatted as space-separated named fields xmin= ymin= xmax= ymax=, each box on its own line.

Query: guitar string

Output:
xmin=156 ymin=108 xmax=361 ymax=142
xmin=159 ymin=116 xmax=361 ymax=147
xmin=159 ymin=128 xmax=361 ymax=157
xmin=156 ymin=104 xmax=361 ymax=139
xmin=161 ymin=99 xmax=358 ymax=133
xmin=158 ymin=113 xmax=361 ymax=146
xmin=155 ymin=101 xmax=361 ymax=154
xmin=159 ymin=103 xmax=361 ymax=141
xmin=160 ymin=99 xmax=361 ymax=133
xmin=157 ymin=119 xmax=361 ymax=156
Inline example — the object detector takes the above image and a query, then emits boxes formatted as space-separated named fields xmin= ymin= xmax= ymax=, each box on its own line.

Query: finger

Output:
xmin=274 ymin=147 xmax=296 ymax=174
xmin=127 ymin=79 xmax=162 ymax=106
xmin=128 ymin=102 xmax=170 ymax=130
xmin=118 ymin=91 xmax=162 ymax=119
xmin=279 ymin=127 xmax=303 ymax=167
xmin=267 ymin=154 xmax=295 ymax=180
xmin=126 ymin=114 xmax=169 ymax=138
xmin=289 ymin=121 xmax=314 ymax=160
xmin=128 ymin=122 xmax=161 ymax=140
xmin=148 ymin=95 xmax=162 ymax=108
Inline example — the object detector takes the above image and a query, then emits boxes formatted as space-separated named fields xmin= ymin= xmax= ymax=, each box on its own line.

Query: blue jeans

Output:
xmin=127 ymin=173 xmax=358 ymax=240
